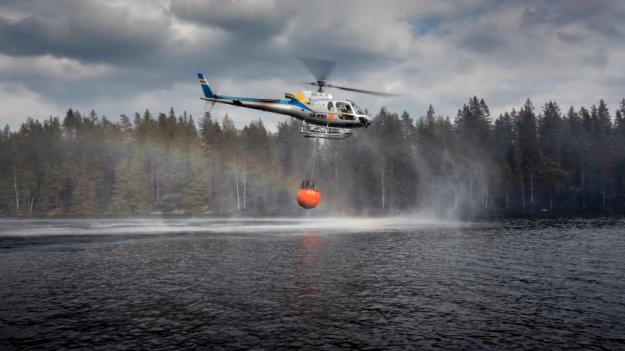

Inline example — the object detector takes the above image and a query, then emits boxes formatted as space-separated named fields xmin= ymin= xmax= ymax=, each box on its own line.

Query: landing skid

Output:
xmin=300 ymin=121 xmax=353 ymax=140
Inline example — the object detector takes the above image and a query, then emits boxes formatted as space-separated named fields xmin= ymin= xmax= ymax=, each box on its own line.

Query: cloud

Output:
xmin=0 ymin=0 xmax=625 ymax=131
xmin=0 ymin=1 xmax=170 ymax=63
xmin=0 ymin=54 xmax=112 ymax=81
xmin=0 ymin=83 xmax=62 ymax=129
xmin=170 ymin=0 xmax=286 ymax=37
xmin=521 ymin=0 xmax=625 ymax=36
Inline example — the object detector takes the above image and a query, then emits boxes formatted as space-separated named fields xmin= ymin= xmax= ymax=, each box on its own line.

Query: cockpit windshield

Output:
xmin=352 ymin=103 xmax=366 ymax=115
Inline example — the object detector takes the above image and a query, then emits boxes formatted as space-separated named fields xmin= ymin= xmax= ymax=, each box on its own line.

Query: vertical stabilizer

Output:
xmin=197 ymin=73 xmax=214 ymax=98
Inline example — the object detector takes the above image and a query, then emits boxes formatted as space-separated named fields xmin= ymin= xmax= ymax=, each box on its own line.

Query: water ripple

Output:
xmin=1 ymin=218 xmax=624 ymax=350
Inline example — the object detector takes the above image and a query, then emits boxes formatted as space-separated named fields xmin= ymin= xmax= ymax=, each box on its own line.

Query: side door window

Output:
xmin=336 ymin=102 xmax=350 ymax=113
xmin=336 ymin=102 xmax=355 ymax=120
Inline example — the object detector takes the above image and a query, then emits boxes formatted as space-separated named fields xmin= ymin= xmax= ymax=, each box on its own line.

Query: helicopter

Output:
xmin=197 ymin=58 xmax=398 ymax=139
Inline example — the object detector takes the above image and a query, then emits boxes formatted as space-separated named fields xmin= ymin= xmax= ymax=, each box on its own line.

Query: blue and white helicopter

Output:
xmin=197 ymin=58 xmax=397 ymax=139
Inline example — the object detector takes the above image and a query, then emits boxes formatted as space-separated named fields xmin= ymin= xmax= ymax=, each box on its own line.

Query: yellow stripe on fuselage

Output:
xmin=294 ymin=91 xmax=309 ymax=106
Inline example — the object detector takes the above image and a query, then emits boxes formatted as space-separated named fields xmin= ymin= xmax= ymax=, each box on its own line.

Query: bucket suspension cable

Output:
xmin=297 ymin=140 xmax=321 ymax=209
xmin=303 ymin=140 xmax=319 ymax=188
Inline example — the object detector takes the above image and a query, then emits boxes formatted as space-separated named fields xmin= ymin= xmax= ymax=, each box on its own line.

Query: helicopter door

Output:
xmin=327 ymin=101 xmax=335 ymax=112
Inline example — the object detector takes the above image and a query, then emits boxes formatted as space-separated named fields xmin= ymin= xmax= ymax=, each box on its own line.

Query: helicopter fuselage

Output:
xmin=198 ymin=74 xmax=372 ymax=129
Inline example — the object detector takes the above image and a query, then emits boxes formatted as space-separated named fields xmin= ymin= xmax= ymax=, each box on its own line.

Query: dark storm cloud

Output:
xmin=169 ymin=0 xmax=288 ymax=38
xmin=0 ymin=1 xmax=169 ymax=63
xmin=167 ymin=0 xmax=403 ymax=80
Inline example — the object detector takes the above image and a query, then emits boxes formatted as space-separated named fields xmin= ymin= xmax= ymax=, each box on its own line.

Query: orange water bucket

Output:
xmin=297 ymin=188 xmax=320 ymax=209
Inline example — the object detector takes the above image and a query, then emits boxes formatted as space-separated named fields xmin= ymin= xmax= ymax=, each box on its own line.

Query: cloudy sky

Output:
xmin=1 ymin=0 xmax=625 ymax=130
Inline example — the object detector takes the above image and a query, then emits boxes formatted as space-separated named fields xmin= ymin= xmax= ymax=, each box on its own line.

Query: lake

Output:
xmin=1 ymin=217 xmax=624 ymax=350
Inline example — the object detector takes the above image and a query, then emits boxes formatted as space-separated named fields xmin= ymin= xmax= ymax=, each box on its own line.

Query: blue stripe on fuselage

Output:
xmin=214 ymin=95 xmax=314 ymax=112
xmin=282 ymin=98 xmax=313 ymax=112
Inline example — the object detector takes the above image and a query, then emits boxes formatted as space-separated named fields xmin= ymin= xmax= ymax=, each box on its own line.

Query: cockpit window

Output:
xmin=327 ymin=101 xmax=334 ymax=111
xmin=336 ymin=102 xmax=353 ymax=114
xmin=352 ymin=103 xmax=366 ymax=115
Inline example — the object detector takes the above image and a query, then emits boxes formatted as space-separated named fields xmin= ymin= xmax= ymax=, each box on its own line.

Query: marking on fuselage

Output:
xmin=294 ymin=91 xmax=308 ymax=105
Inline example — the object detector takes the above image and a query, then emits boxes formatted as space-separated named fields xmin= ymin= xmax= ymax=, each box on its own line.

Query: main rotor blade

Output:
xmin=299 ymin=57 xmax=336 ymax=82
xmin=326 ymin=83 xmax=399 ymax=97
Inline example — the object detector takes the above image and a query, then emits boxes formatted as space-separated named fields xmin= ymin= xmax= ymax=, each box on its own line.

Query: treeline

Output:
xmin=1 ymin=97 xmax=625 ymax=217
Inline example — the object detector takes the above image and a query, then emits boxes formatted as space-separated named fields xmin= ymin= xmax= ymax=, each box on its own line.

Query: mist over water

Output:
xmin=0 ymin=216 xmax=463 ymax=237
xmin=411 ymin=146 xmax=492 ymax=218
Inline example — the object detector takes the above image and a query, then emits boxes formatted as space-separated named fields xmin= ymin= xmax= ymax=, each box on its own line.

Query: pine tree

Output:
xmin=494 ymin=112 xmax=515 ymax=209
xmin=515 ymin=99 xmax=539 ymax=209
xmin=119 ymin=114 xmax=133 ymax=133
xmin=538 ymin=101 xmax=565 ymax=208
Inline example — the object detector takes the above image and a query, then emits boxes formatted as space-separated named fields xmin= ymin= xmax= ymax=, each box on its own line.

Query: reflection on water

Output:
xmin=1 ymin=217 xmax=625 ymax=350
xmin=296 ymin=233 xmax=323 ymax=321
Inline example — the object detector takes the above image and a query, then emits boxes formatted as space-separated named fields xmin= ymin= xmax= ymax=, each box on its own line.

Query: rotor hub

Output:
xmin=316 ymin=80 xmax=326 ymax=92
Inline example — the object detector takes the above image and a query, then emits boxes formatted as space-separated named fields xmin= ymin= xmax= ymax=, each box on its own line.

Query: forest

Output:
xmin=1 ymin=96 xmax=625 ymax=217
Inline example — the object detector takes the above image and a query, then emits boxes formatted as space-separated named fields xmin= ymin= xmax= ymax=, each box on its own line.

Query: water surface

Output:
xmin=1 ymin=217 xmax=624 ymax=350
